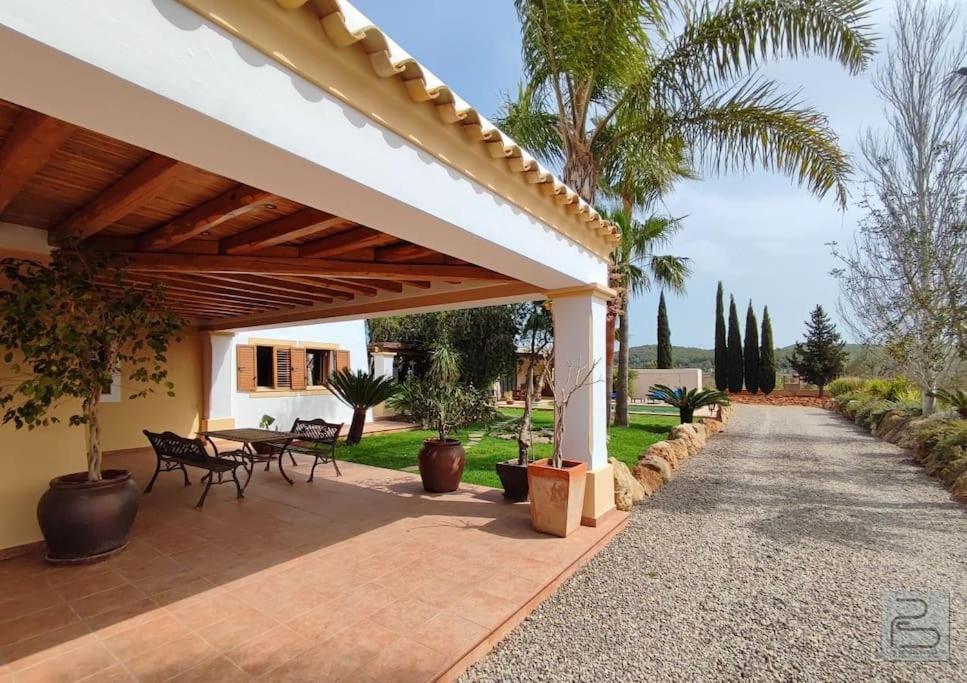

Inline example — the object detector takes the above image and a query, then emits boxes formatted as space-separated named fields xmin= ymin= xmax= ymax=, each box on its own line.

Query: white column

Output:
xmin=371 ymin=350 xmax=397 ymax=419
xmin=550 ymin=287 xmax=614 ymax=525
xmin=201 ymin=331 xmax=235 ymax=431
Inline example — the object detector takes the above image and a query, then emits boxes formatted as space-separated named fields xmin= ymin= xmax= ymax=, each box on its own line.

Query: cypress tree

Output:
xmin=759 ymin=306 xmax=776 ymax=394
xmin=726 ymin=295 xmax=744 ymax=392
xmin=788 ymin=305 xmax=848 ymax=397
xmin=714 ymin=282 xmax=727 ymax=390
xmin=656 ymin=291 xmax=672 ymax=369
xmin=743 ymin=302 xmax=759 ymax=393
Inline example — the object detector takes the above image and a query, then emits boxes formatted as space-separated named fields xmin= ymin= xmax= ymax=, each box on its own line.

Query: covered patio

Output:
xmin=1 ymin=0 xmax=626 ymax=679
xmin=0 ymin=453 xmax=624 ymax=681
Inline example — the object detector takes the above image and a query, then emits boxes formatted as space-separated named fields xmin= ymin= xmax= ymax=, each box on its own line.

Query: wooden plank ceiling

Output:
xmin=0 ymin=100 xmax=512 ymax=322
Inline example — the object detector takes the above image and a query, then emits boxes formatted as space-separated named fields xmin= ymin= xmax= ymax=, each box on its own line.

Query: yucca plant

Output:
xmin=327 ymin=368 xmax=398 ymax=445
xmin=647 ymin=384 xmax=730 ymax=424
xmin=928 ymin=389 xmax=967 ymax=419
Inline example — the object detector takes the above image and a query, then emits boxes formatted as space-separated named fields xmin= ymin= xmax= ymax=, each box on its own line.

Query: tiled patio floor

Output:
xmin=0 ymin=448 xmax=625 ymax=682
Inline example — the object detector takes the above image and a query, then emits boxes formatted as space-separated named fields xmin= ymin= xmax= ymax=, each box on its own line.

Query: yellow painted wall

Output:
xmin=99 ymin=332 xmax=203 ymax=452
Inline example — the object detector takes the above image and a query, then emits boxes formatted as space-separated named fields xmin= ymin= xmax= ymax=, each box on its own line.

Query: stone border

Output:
xmin=611 ymin=405 xmax=735 ymax=510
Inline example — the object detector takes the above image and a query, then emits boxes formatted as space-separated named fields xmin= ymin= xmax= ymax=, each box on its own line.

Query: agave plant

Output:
xmin=928 ymin=389 xmax=967 ymax=419
xmin=327 ymin=368 xmax=398 ymax=445
xmin=647 ymin=385 xmax=730 ymax=424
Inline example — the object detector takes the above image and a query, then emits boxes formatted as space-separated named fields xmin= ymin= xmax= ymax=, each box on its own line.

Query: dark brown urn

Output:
xmin=495 ymin=460 xmax=529 ymax=501
xmin=417 ymin=439 xmax=466 ymax=493
xmin=37 ymin=469 xmax=141 ymax=564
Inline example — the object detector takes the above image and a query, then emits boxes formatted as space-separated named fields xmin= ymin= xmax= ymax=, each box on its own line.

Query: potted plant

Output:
xmin=0 ymin=252 xmax=183 ymax=563
xmin=527 ymin=362 xmax=597 ymax=537
xmin=252 ymin=414 xmax=277 ymax=455
xmin=328 ymin=367 xmax=399 ymax=444
xmin=647 ymin=385 xmax=730 ymax=423
xmin=497 ymin=303 xmax=551 ymax=501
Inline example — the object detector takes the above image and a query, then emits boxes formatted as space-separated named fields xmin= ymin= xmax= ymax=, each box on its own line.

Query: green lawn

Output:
xmin=336 ymin=408 xmax=677 ymax=488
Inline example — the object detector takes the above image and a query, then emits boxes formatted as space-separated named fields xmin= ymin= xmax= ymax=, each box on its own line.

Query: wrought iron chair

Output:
xmin=143 ymin=430 xmax=246 ymax=509
xmin=270 ymin=419 xmax=343 ymax=482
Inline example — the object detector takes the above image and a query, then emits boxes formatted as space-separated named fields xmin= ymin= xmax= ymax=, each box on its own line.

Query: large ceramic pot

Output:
xmin=37 ymin=469 xmax=141 ymax=564
xmin=418 ymin=439 xmax=465 ymax=493
xmin=495 ymin=460 xmax=529 ymax=501
xmin=527 ymin=458 xmax=587 ymax=537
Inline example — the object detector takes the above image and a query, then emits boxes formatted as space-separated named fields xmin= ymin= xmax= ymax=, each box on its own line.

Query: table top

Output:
xmin=200 ymin=428 xmax=299 ymax=444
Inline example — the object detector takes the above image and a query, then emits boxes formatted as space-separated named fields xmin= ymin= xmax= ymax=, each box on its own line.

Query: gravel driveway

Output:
xmin=463 ymin=405 xmax=967 ymax=682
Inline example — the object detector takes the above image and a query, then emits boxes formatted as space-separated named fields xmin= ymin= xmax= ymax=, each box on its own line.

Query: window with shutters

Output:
xmin=237 ymin=342 xmax=347 ymax=393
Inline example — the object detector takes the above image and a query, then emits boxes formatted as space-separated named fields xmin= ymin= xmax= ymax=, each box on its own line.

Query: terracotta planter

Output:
xmin=527 ymin=458 xmax=587 ymax=537
xmin=37 ymin=469 xmax=141 ymax=564
xmin=418 ymin=439 xmax=465 ymax=493
xmin=495 ymin=460 xmax=529 ymax=501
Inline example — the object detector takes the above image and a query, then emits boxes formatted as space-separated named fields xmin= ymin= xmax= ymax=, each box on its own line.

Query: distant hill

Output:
xmin=629 ymin=343 xmax=866 ymax=373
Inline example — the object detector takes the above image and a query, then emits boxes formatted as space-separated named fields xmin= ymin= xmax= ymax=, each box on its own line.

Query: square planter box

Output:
xmin=527 ymin=458 xmax=587 ymax=537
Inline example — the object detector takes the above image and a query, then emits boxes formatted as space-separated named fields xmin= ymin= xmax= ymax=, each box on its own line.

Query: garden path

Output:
xmin=464 ymin=405 xmax=967 ymax=682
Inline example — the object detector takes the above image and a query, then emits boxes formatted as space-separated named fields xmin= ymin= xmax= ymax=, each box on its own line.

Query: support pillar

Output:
xmin=549 ymin=285 xmax=615 ymax=526
xmin=200 ymin=331 xmax=236 ymax=432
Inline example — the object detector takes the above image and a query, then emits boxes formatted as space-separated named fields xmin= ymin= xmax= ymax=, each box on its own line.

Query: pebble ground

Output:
xmin=463 ymin=405 xmax=967 ymax=682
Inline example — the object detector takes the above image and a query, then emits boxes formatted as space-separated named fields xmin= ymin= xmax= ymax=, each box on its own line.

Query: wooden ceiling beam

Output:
xmin=136 ymin=185 xmax=275 ymax=251
xmin=109 ymin=272 xmax=306 ymax=309
xmin=148 ymin=273 xmax=326 ymax=307
xmin=188 ymin=273 xmax=351 ymax=302
xmin=299 ymin=227 xmax=399 ymax=258
xmin=0 ymin=110 xmax=75 ymax=213
xmin=220 ymin=209 xmax=349 ymax=255
xmin=405 ymin=280 xmax=432 ymax=289
xmin=117 ymin=252 xmax=510 ymax=281
xmin=95 ymin=279 xmax=258 ymax=315
xmin=375 ymin=244 xmax=438 ymax=263
xmin=277 ymin=276 xmax=379 ymax=297
xmin=51 ymin=154 xmax=191 ymax=242
xmin=362 ymin=279 xmax=404 ymax=293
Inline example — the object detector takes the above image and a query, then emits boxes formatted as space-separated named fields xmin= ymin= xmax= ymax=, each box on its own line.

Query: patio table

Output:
xmin=198 ymin=428 xmax=300 ymax=490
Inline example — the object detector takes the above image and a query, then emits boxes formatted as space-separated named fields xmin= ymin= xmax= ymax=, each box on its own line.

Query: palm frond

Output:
xmin=327 ymin=369 xmax=398 ymax=410
xmin=496 ymin=81 xmax=565 ymax=166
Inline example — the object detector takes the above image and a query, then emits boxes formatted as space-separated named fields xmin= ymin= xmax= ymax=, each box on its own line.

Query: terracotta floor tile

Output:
xmin=370 ymin=598 xmax=441 ymax=635
xmin=361 ymin=637 xmax=449 ymax=683
xmin=102 ymin=612 xmax=191 ymax=662
xmin=76 ymin=664 xmax=136 ymax=681
xmin=0 ymin=622 xmax=95 ymax=673
xmin=201 ymin=606 xmax=278 ymax=652
xmin=83 ymin=598 xmax=162 ymax=639
xmin=148 ymin=577 xmax=215 ymax=608
xmin=68 ymin=584 xmax=147 ymax=619
xmin=412 ymin=612 xmax=490 ymax=659
xmin=167 ymin=592 xmax=249 ymax=632
xmin=0 ymin=589 xmax=66 ymax=623
xmin=168 ymin=655 xmax=251 ymax=682
xmin=13 ymin=639 xmax=116 ymax=683
xmin=51 ymin=569 xmax=129 ymax=602
xmin=446 ymin=589 xmax=518 ymax=629
xmin=223 ymin=624 xmax=311 ymax=676
xmin=123 ymin=633 xmax=218 ymax=682
xmin=0 ymin=605 xmax=78 ymax=648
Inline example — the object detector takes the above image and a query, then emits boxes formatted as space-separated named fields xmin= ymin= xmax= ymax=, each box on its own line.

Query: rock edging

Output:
xmin=611 ymin=405 xmax=734 ymax=510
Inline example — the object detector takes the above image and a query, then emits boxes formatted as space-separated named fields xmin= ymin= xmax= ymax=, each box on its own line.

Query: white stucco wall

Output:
xmin=229 ymin=320 xmax=368 ymax=430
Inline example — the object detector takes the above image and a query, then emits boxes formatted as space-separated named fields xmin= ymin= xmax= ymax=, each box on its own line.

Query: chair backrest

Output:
xmin=143 ymin=430 xmax=211 ymax=466
xmin=290 ymin=419 xmax=343 ymax=443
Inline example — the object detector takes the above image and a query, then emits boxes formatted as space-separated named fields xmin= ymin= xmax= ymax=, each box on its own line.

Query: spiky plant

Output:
xmin=647 ymin=384 xmax=731 ymax=424
xmin=327 ymin=369 xmax=399 ymax=445
xmin=927 ymin=389 xmax=967 ymax=419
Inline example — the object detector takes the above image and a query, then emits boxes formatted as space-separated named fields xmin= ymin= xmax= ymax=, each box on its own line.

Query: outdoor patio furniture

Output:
xmin=197 ymin=428 xmax=301 ymax=489
xmin=269 ymin=419 xmax=344 ymax=483
xmin=142 ymin=430 xmax=246 ymax=509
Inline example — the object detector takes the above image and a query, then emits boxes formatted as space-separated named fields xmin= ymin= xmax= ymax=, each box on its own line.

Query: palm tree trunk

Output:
xmin=517 ymin=363 xmax=535 ymax=466
xmin=614 ymin=299 xmax=630 ymax=426
xmin=605 ymin=312 xmax=614 ymax=426
xmin=347 ymin=407 xmax=366 ymax=445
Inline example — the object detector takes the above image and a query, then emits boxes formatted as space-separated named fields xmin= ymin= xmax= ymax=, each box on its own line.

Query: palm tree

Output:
xmin=327 ymin=368 xmax=399 ymax=445
xmin=609 ymin=210 xmax=689 ymax=426
xmin=502 ymin=0 xmax=874 ymax=207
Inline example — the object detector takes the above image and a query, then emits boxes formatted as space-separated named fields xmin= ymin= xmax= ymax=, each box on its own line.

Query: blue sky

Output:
xmin=351 ymin=0 xmax=910 ymax=348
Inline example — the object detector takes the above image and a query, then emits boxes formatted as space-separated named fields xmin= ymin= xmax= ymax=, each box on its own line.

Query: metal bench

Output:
xmin=143 ymin=430 xmax=247 ymax=508
xmin=270 ymin=419 xmax=343 ymax=483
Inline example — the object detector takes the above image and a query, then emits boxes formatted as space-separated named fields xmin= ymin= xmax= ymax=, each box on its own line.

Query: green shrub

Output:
xmin=925 ymin=422 xmax=967 ymax=480
xmin=900 ymin=416 xmax=962 ymax=455
xmin=827 ymin=376 xmax=865 ymax=397
xmin=855 ymin=399 xmax=895 ymax=429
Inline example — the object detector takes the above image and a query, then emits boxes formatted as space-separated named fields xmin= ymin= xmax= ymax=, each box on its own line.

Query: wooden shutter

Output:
xmin=236 ymin=344 xmax=256 ymax=392
xmin=335 ymin=349 xmax=351 ymax=373
xmin=275 ymin=348 xmax=292 ymax=388
xmin=290 ymin=347 xmax=307 ymax=391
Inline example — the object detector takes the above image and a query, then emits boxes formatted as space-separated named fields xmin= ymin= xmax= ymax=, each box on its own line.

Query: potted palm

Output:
xmin=328 ymin=367 xmax=399 ymax=444
xmin=647 ymin=385 xmax=730 ymax=423
xmin=0 ymin=252 xmax=183 ymax=563
xmin=527 ymin=362 xmax=597 ymax=537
